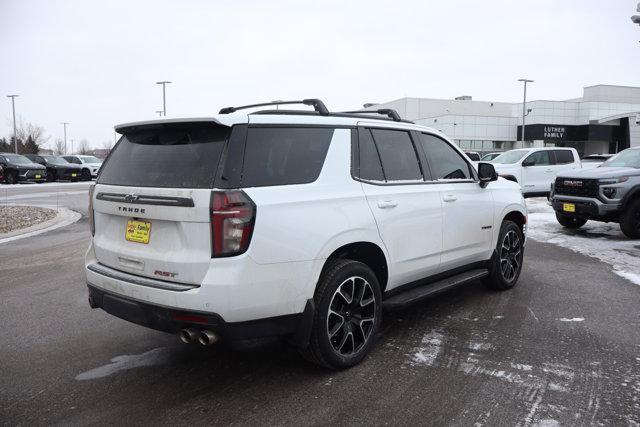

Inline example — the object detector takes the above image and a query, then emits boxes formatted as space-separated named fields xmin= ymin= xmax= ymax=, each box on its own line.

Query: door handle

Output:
xmin=443 ymin=194 xmax=457 ymax=202
xmin=377 ymin=200 xmax=398 ymax=209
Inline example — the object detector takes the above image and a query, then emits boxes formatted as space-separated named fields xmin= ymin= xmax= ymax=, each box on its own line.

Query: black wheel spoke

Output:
xmin=327 ymin=276 xmax=377 ymax=356
xmin=499 ymin=229 xmax=522 ymax=282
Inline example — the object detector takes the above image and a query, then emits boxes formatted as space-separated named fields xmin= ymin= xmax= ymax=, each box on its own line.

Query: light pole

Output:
xmin=518 ymin=79 xmax=534 ymax=143
xmin=61 ymin=122 xmax=70 ymax=154
xmin=156 ymin=81 xmax=171 ymax=116
xmin=7 ymin=95 xmax=19 ymax=153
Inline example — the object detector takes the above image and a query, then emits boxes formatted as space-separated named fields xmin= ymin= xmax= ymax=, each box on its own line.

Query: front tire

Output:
xmin=302 ymin=259 xmax=382 ymax=370
xmin=6 ymin=171 xmax=17 ymax=185
xmin=81 ymin=168 xmax=91 ymax=181
xmin=619 ymin=199 xmax=640 ymax=239
xmin=555 ymin=212 xmax=587 ymax=229
xmin=484 ymin=220 xmax=524 ymax=291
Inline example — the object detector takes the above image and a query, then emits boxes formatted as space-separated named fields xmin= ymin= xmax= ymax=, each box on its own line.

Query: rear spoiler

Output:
xmin=115 ymin=116 xmax=246 ymax=134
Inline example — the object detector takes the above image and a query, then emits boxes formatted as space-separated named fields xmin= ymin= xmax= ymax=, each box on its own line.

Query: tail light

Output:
xmin=88 ymin=184 xmax=96 ymax=236
xmin=210 ymin=190 xmax=256 ymax=257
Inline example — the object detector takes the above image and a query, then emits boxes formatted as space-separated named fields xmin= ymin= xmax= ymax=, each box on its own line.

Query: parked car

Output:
xmin=480 ymin=152 xmax=502 ymax=161
xmin=62 ymin=155 xmax=103 ymax=180
xmin=464 ymin=151 xmax=481 ymax=161
xmin=25 ymin=154 xmax=83 ymax=182
xmin=581 ymin=154 xmax=614 ymax=170
xmin=85 ymin=99 xmax=527 ymax=369
xmin=550 ymin=147 xmax=640 ymax=238
xmin=490 ymin=147 xmax=581 ymax=197
xmin=0 ymin=153 xmax=47 ymax=184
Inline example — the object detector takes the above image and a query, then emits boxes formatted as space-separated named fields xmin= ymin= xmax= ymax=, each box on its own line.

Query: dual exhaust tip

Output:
xmin=179 ymin=328 xmax=219 ymax=346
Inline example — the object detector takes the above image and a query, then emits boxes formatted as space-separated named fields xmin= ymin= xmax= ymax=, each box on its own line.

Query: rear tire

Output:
xmin=619 ymin=199 xmax=640 ymax=239
xmin=47 ymin=171 xmax=57 ymax=182
xmin=555 ymin=212 xmax=587 ymax=229
xmin=6 ymin=171 xmax=16 ymax=185
xmin=483 ymin=220 xmax=524 ymax=291
xmin=301 ymin=259 xmax=382 ymax=370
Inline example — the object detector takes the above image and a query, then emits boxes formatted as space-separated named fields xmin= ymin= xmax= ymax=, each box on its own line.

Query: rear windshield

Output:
xmin=98 ymin=123 xmax=229 ymax=188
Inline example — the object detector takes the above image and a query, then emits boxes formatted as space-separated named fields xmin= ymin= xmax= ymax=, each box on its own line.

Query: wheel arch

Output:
xmin=501 ymin=208 xmax=527 ymax=236
xmin=322 ymin=241 xmax=389 ymax=293
xmin=621 ymin=185 xmax=640 ymax=209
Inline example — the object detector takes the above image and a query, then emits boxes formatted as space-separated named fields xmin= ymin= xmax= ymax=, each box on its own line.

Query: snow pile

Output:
xmin=525 ymin=198 xmax=640 ymax=285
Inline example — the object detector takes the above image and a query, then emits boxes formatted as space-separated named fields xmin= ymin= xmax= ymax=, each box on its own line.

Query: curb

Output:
xmin=0 ymin=206 xmax=82 ymax=245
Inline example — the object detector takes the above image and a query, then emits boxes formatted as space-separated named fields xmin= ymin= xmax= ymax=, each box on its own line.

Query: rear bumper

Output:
xmin=85 ymin=242 xmax=321 ymax=323
xmin=87 ymin=284 xmax=306 ymax=341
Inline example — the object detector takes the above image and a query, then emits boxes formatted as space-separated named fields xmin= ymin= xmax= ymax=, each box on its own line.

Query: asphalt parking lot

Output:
xmin=1 ymin=184 xmax=639 ymax=426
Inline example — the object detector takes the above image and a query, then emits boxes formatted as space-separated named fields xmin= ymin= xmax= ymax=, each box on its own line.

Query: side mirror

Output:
xmin=478 ymin=162 xmax=498 ymax=187
xmin=522 ymin=160 xmax=534 ymax=167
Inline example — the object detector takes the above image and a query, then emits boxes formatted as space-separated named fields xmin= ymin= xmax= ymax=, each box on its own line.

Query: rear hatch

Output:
xmin=92 ymin=121 xmax=230 ymax=285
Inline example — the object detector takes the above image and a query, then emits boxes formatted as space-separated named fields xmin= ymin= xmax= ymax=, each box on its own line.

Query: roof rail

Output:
xmin=340 ymin=109 xmax=403 ymax=122
xmin=219 ymin=99 xmax=329 ymax=115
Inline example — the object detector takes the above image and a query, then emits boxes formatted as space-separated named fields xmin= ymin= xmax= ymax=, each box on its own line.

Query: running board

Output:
xmin=382 ymin=268 xmax=489 ymax=310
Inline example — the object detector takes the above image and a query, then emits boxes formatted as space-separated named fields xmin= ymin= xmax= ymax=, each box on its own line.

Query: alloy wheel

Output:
xmin=326 ymin=276 xmax=376 ymax=356
xmin=500 ymin=230 xmax=521 ymax=282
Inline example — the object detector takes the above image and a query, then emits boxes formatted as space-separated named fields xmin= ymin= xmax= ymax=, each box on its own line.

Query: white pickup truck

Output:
xmin=490 ymin=147 xmax=581 ymax=197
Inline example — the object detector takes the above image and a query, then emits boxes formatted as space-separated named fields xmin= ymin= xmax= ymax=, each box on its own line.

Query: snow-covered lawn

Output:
xmin=525 ymin=198 xmax=640 ymax=285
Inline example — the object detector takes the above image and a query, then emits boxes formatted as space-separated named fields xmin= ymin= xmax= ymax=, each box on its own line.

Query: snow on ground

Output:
xmin=525 ymin=198 xmax=640 ymax=285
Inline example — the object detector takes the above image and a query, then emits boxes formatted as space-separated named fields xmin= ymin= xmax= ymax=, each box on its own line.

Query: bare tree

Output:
xmin=53 ymin=138 xmax=65 ymax=155
xmin=15 ymin=120 xmax=49 ymax=149
xmin=101 ymin=140 xmax=113 ymax=156
xmin=77 ymin=138 xmax=90 ymax=155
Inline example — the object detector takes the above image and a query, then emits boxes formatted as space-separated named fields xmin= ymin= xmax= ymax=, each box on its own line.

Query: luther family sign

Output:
xmin=543 ymin=126 xmax=566 ymax=139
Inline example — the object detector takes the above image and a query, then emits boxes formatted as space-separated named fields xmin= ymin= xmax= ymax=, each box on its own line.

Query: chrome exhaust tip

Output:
xmin=198 ymin=330 xmax=219 ymax=346
xmin=179 ymin=328 xmax=198 ymax=344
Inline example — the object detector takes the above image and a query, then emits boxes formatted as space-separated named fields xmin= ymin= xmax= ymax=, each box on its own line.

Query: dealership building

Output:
xmin=368 ymin=84 xmax=640 ymax=156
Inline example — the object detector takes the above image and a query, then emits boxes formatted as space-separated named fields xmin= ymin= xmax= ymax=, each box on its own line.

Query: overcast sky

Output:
xmin=1 ymin=0 xmax=639 ymax=150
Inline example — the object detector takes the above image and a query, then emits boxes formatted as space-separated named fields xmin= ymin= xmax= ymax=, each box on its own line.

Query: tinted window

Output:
xmin=241 ymin=127 xmax=333 ymax=187
xmin=554 ymin=150 xmax=574 ymax=164
xmin=525 ymin=150 xmax=551 ymax=166
xmin=98 ymin=123 xmax=229 ymax=188
xmin=493 ymin=150 xmax=528 ymax=164
xmin=370 ymin=129 xmax=422 ymax=181
xmin=357 ymin=128 xmax=384 ymax=181
xmin=465 ymin=152 xmax=481 ymax=161
xmin=420 ymin=133 xmax=471 ymax=180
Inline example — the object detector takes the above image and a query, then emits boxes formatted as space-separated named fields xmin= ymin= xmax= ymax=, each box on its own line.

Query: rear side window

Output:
xmin=241 ymin=127 xmax=333 ymax=187
xmin=370 ymin=129 xmax=422 ymax=181
xmin=554 ymin=150 xmax=574 ymax=164
xmin=357 ymin=128 xmax=385 ymax=181
xmin=98 ymin=123 xmax=229 ymax=188
xmin=420 ymin=133 xmax=471 ymax=180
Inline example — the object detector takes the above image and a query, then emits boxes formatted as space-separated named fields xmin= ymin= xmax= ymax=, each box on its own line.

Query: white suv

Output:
xmin=85 ymin=99 xmax=527 ymax=369
xmin=490 ymin=147 xmax=581 ymax=197
xmin=63 ymin=155 xmax=103 ymax=180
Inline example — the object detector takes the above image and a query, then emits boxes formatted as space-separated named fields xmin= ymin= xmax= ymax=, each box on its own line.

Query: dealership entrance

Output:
xmin=518 ymin=119 xmax=631 ymax=156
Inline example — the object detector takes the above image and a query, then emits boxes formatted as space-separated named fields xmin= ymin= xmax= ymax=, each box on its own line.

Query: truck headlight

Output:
xmin=599 ymin=177 xmax=628 ymax=185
